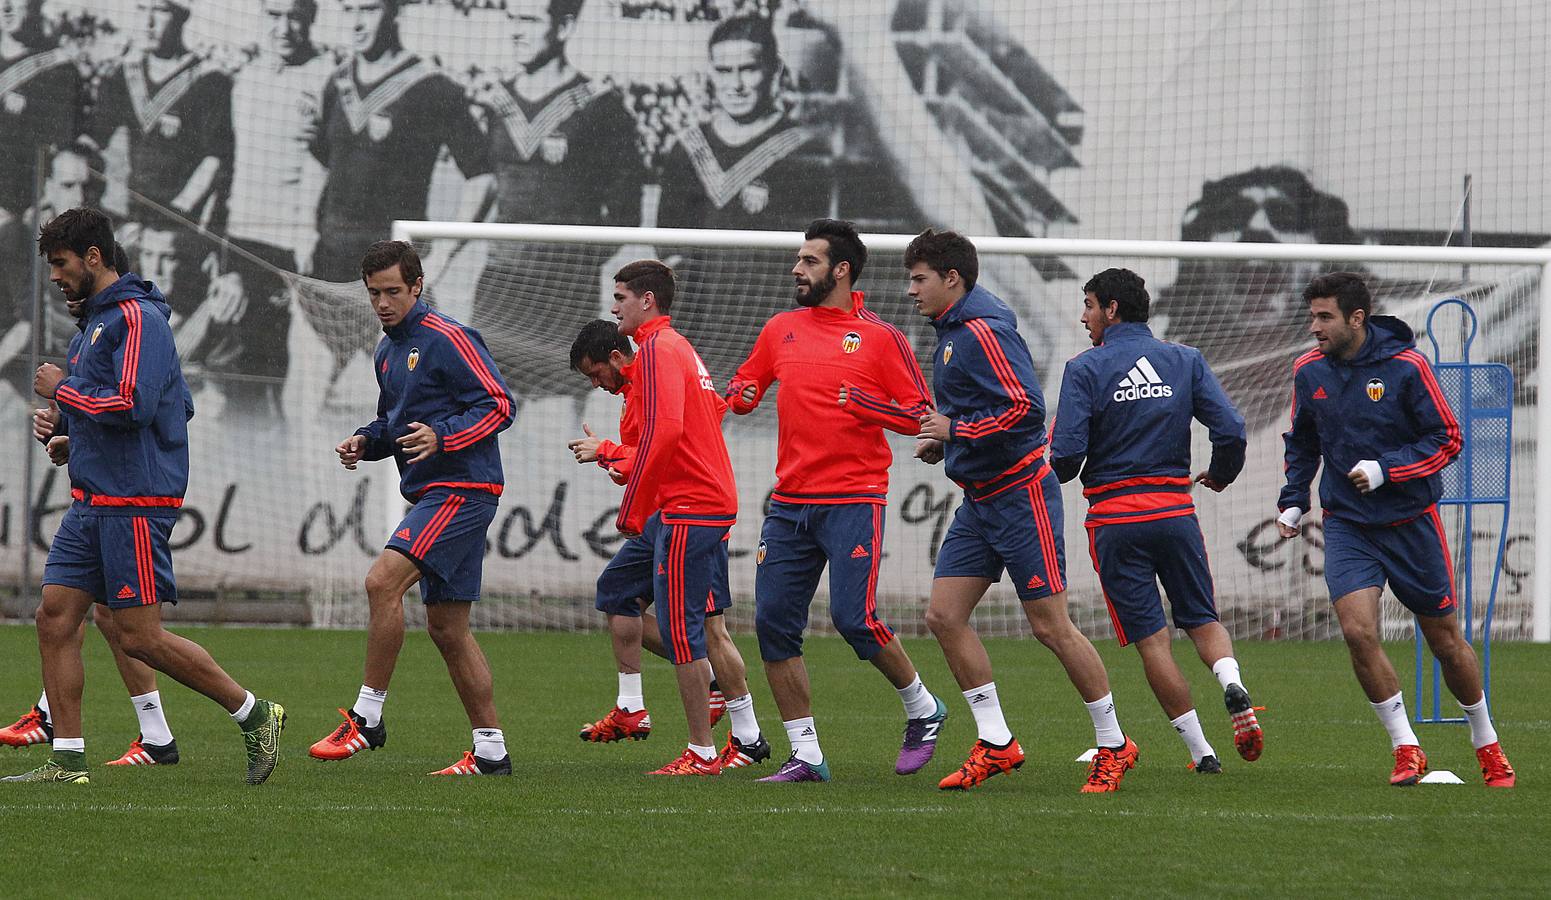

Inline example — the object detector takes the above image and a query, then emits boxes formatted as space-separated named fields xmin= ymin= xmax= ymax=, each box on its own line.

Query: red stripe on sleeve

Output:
xmin=956 ymin=319 xmax=1030 ymax=437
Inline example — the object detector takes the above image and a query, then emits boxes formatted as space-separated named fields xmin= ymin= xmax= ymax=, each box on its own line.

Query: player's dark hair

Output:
xmin=708 ymin=13 xmax=778 ymax=70
xmin=614 ymin=259 xmax=675 ymax=313
xmin=360 ymin=240 xmax=423 ymax=287
xmin=570 ymin=318 xmax=631 ymax=371
xmin=1302 ymin=271 xmax=1370 ymax=319
xmin=111 ymin=242 xmax=129 ymax=274
xmin=1083 ymin=268 xmax=1150 ymax=323
xmin=804 ymin=218 xmax=866 ymax=284
xmin=903 ymin=228 xmax=978 ymax=291
xmin=36 ymin=206 xmax=115 ymax=263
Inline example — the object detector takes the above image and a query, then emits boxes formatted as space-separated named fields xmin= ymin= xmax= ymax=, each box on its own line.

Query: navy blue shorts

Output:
xmin=934 ymin=467 xmax=1065 ymax=601
xmin=653 ymin=521 xmax=731 ymax=664
xmin=754 ymin=501 xmax=895 ymax=662
xmin=596 ymin=513 xmax=730 ymax=617
xmin=1086 ymin=514 xmax=1217 ymax=647
xmin=385 ymin=488 xmax=499 ymax=604
xmin=44 ymin=505 xmax=178 ymax=608
xmin=1323 ymin=509 xmax=1457 ymax=617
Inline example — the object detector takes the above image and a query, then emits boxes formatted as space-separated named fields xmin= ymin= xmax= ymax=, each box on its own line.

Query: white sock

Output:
xmin=1370 ymin=691 xmax=1420 ymax=750
xmin=725 ymin=693 xmax=760 ymax=744
xmin=230 ymin=691 xmax=256 ymax=724
xmin=963 ymin=683 xmax=1013 ymax=746
xmin=36 ymin=691 xmax=50 ymax=724
xmin=784 ymin=716 xmax=823 ymax=764
xmin=1211 ymin=657 xmax=1245 ymax=693
xmin=473 ymin=727 xmax=507 ymax=761
xmin=1170 ymin=709 xmax=1215 ymax=764
xmin=1085 ymin=692 xmax=1125 ymax=748
xmin=1459 ymin=696 xmax=1499 ymax=750
xmin=352 ymin=685 xmax=387 ymax=728
xmin=617 ymin=672 xmax=644 ymax=713
xmin=897 ymin=675 xmax=937 ymax=719
xmin=52 ymin=736 xmax=84 ymax=753
xmin=130 ymin=691 xmax=174 ymax=745
xmin=688 ymin=742 xmax=716 ymax=762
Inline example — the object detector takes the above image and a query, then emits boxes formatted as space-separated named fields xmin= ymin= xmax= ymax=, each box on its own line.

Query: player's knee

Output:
xmin=114 ymin=627 xmax=160 ymax=664
xmin=35 ymin=602 xmax=79 ymax=644
xmin=1341 ymin=625 xmax=1382 ymax=655
xmin=364 ymin=569 xmax=403 ymax=603
xmin=924 ymin=604 xmax=960 ymax=637
xmin=425 ymin=618 xmax=465 ymax=651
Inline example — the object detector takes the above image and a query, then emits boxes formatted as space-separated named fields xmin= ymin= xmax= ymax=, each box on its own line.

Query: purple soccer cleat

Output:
xmin=757 ymin=753 xmax=831 ymax=782
xmin=896 ymin=695 xmax=948 ymax=775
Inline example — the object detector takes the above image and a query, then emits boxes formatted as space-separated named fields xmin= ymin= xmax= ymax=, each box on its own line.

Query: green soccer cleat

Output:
xmin=241 ymin=699 xmax=286 ymax=785
xmin=2 ymin=752 xmax=89 ymax=784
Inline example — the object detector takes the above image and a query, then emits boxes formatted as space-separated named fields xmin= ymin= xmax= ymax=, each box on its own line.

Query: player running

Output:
xmin=1050 ymin=268 xmax=1261 ymax=774
xmin=567 ymin=319 xmax=766 ymax=764
xmin=610 ymin=260 xmax=743 ymax=776
xmin=1278 ymin=271 xmax=1514 ymax=787
xmin=725 ymin=219 xmax=945 ymax=783
xmin=908 ymin=229 xmax=1137 ymax=793
xmin=3 ymin=208 xmax=284 ymax=785
xmin=310 ymin=241 xmax=516 ymax=776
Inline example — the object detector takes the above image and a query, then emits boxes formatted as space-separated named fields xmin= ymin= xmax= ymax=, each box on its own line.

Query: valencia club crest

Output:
xmin=408 ymin=348 xmax=420 ymax=372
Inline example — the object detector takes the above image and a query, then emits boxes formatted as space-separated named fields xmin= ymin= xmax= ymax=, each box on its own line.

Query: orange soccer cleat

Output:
xmin=579 ymin=706 xmax=651 ymax=743
xmin=309 ymin=708 xmax=386 ymax=760
xmin=708 ymin=686 xmax=727 ymax=728
xmin=430 ymin=750 xmax=511 ymax=776
xmin=0 ymin=706 xmax=51 ymax=747
xmin=1389 ymin=744 xmax=1427 ymax=786
xmin=105 ymin=735 xmax=179 ymax=766
xmin=1224 ymin=685 xmax=1264 ymax=762
xmin=937 ymin=738 xmax=1025 ymax=791
xmin=647 ymin=748 xmax=721 ymax=776
xmin=1475 ymin=742 xmax=1515 ymax=788
xmin=1081 ymin=736 xmax=1140 ymax=793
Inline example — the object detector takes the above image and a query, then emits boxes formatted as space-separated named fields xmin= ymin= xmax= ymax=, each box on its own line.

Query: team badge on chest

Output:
xmin=841 ymin=331 xmax=861 ymax=354
xmin=407 ymin=347 xmax=420 ymax=371
xmin=739 ymin=179 xmax=770 ymax=214
xmin=943 ymin=341 xmax=953 ymax=365
xmin=157 ymin=114 xmax=181 ymax=138
xmin=541 ymin=132 xmax=568 ymax=164
xmin=1366 ymin=378 xmax=1384 ymax=402
xmin=368 ymin=113 xmax=392 ymax=142
xmin=90 ymin=323 xmax=103 ymax=344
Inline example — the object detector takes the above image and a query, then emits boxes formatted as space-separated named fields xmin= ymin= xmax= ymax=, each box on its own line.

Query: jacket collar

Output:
xmin=809 ymin=290 xmax=866 ymax=320
xmin=633 ymin=315 xmax=672 ymax=342
xmin=384 ymin=299 xmax=430 ymax=340
xmin=1101 ymin=322 xmax=1153 ymax=344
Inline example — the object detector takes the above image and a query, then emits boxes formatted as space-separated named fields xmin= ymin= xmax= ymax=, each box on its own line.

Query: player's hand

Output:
xmin=397 ymin=421 xmax=440 ymax=464
xmin=607 ymin=466 xmax=627 ymax=485
xmin=336 ymin=434 xmax=366 ymax=470
xmin=33 ymin=401 xmax=59 ymax=442
xmin=915 ymin=437 xmax=945 ymax=465
xmin=917 ymin=411 xmax=951 ymax=442
xmin=1194 ymin=471 xmax=1227 ymax=493
xmin=1276 ymin=507 xmax=1303 ymax=539
xmin=205 ymin=271 xmax=249 ymax=325
xmin=837 ymin=384 xmax=849 ymax=406
xmin=568 ymin=423 xmax=603 ymax=463
xmin=33 ymin=362 xmax=64 ymax=399
xmin=1347 ymin=460 xmax=1383 ymax=494
xmin=740 ymin=383 xmax=757 ymax=405
xmin=45 ymin=435 xmax=69 ymax=466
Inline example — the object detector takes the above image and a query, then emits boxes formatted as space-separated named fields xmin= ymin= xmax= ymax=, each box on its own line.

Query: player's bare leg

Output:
xmin=1134 ymin=628 xmax=1218 ymax=772
xmin=763 ymin=656 xmax=812 ymax=719
xmin=34 ymin=585 xmax=94 ymax=743
xmin=94 ymin=604 xmax=180 ymax=766
xmin=1183 ymin=620 xmax=1260 ymax=761
xmin=93 ymin=603 xmax=157 ymax=696
xmin=425 ymin=601 xmax=510 ymax=776
xmin=110 ymin=605 xmax=246 ymax=710
xmin=1416 ymin=611 xmax=1513 ymax=786
xmin=610 ymin=613 xmax=647 ymax=675
xmin=705 ymin=615 xmax=749 ymax=698
xmin=1020 ymin=591 xmax=1110 ymax=702
xmin=1333 ymin=588 xmax=1428 ymax=784
xmin=673 ymin=658 xmax=715 ymax=749
xmin=926 ymin=576 xmax=1026 ymax=789
xmin=362 ymin=550 xmax=422 ymax=691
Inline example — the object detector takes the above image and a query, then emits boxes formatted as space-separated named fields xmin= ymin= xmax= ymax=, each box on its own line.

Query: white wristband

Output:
xmin=1277 ymin=507 xmax=1304 ymax=529
xmin=1351 ymin=459 xmax=1385 ymax=492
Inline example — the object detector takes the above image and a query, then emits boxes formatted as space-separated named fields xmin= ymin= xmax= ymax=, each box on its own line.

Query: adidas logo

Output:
xmin=850 ymin=545 xmax=869 ymax=558
xmin=968 ymin=693 xmax=989 ymax=703
xmin=141 ymin=702 xmax=157 ymax=711
xmin=800 ymin=727 xmax=815 ymax=736
xmin=1026 ymin=574 xmax=1045 ymax=590
xmin=1113 ymin=356 xmax=1174 ymax=401
xmin=1312 ymin=386 xmax=1329 ymax=400
xmin=657 ymin=563 xmax=666 ymax=575
xmin=395 ymin=528 xmax=412 ymax=540
xmin=116 ymin=585 xmax=135 ymax=599
xmin=782 ymin=332 xmax=796 ymax=343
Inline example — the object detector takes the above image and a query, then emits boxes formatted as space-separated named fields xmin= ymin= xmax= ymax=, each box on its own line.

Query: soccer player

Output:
xmin=725 ymin=219 xmax=945 ymax=783
xmin=310 ymin=241 xmax=515 ymax=776
xmin=0 ymin=0 xmax=82 ymax=222
xmin=908 ymin=229 xmax=1137 ymax=793
xmin=567 ymin=320 xmax=766 ymax=765
xmin=471 ymin=0 xmax=646 ymax=400
xmin=1049 ymin=268 xmax=1261 ymax=775
xmin=3 ymin=207 xmax=284 ymax=785
xmin=86 ymin=0 xmax=234 ymax=228
xmin=610 ymin=259 xmax=743 ymax=776
xmin=1277 ymin=271 xmax=1514 ymax=787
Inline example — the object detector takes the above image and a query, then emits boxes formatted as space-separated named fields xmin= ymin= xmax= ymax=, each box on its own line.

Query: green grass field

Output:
xmin=0 ymin=625 xmax=1545 ymax=897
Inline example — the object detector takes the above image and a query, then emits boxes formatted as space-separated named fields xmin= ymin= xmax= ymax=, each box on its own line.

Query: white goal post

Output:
xmin=395 ymin=220 xmax=1551 ymax=643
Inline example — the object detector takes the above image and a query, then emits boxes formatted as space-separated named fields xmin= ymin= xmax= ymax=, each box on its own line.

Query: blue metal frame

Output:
xmin=1415 ymin=298 xmax=1512 ymax=724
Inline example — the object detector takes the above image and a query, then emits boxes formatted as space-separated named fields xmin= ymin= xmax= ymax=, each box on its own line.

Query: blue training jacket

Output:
xmin=1279 ymin=315 xmax=1461 ymax=526
xmin=355 ymin=300 xmax=515 ymax=502
xmin=1049 ymin=322 xmax=1246 ymax=525
xmin=928 ymin=284 xmax=1049 ymax=500
xmin=55 ymin=273 xmax=193 ymax=516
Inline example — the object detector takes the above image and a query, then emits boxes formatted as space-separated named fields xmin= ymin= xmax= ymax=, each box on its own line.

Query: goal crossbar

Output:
xmin=393 ymin=220 xmax=1551 ymax=643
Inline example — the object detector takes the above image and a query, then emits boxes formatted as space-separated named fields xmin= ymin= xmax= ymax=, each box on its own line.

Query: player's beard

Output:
xmin=794 ymin=268 xmax=836 ymax=308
